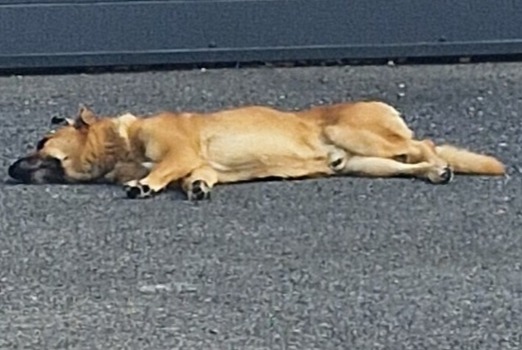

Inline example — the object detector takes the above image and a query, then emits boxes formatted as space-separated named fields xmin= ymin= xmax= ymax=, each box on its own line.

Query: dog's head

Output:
xmin=8 ymin=105 xmax=101 ymax=184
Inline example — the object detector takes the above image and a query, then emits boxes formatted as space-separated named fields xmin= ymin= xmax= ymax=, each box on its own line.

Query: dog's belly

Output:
xmin=204 ymin=132 xmax=334 ymax=182
xmin=211 ymin=161 xmax=333 ymax=183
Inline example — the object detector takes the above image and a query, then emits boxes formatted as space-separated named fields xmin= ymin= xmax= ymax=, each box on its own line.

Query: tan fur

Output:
xmin=8 ymin=101 xmax=505 ymax=199
xmin=435 ymin=145 xmax=505 ymax=175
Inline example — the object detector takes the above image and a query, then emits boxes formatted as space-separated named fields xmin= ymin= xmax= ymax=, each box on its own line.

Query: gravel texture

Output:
xmin=0 ymin=62 xmax=521 ymax=349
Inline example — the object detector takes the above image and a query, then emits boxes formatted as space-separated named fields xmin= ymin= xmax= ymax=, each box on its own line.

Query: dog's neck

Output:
xmin=74 ymin=113 xmax=139 ymax=180
xmin=112 ymin=113 xmax=138 ymax=152
xmin=101 ymin=113 xmax=140 ymax=165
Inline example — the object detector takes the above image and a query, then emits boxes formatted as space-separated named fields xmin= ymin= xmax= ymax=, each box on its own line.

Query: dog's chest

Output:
xmin=127 ymin=136 xmax=162 ymax=163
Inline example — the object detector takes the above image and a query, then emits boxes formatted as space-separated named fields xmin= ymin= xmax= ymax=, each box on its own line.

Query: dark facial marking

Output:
xmin=8 ymin=155 xmax=66 ymax=184
xmin=51 ymin=116 xmax=68 ymax=126
xmin=36 ymin=137 xmax=49 ymax=151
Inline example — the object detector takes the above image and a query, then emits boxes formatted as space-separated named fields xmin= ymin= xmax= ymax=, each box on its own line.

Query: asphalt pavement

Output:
xmin=0 ymin=62 xmax=521 ymax=349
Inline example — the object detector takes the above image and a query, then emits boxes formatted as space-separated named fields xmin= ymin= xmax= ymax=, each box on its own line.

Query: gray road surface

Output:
xmin=0 ymin=62 xmax=521 ymax=349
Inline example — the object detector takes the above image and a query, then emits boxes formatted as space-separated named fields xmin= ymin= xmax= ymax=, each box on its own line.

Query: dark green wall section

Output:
xmin=1 ymin=0 xmax=521 ymax=70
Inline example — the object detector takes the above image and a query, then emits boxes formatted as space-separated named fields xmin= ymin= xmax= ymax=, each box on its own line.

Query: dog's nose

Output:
xmin=8 ymin=155 xmax=65 ymax=184
xmin=8 ymin=157 xmax=36 ymax=183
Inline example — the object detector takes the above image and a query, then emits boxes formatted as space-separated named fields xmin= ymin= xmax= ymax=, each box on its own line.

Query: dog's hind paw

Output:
xmin=124 ymin=181 xmax=156 ymax=199
xmin=327 ymin=149 xmax=347 ymax=173
xmin=427 ymin=166 xmax=454 ymax=185
xmin=438 ymin=166 xmax=454 ymax=184
xmin=187 ymin=180 xmax=211 ymax=201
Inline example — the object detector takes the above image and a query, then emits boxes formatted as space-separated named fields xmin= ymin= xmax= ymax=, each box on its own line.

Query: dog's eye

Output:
xmin=36 ymin=138 xmax=48 ymax=150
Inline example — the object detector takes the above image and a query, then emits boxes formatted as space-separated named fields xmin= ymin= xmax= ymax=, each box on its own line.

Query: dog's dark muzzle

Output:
xmin=8 ymin=155 xmax=66 ymax=184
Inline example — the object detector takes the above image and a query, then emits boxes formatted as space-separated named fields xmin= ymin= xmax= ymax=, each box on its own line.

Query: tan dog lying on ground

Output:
xmin=8 ymin=101 xmax=505 ymax=200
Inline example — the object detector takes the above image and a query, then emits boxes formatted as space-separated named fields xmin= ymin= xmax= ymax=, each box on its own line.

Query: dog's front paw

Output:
xmin=124 ymin=181 xmax=156 ymax=199
xmin=187 ymin=180 xmax=211 ymax=201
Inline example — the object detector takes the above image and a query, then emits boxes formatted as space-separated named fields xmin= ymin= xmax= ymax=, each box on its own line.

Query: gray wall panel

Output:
xmin=0 ymin=0 xmax=521 ymax=70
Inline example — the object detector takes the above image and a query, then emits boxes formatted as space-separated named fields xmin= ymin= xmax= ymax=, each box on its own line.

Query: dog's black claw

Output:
xmin=330 ymin=158 xmax=343 ymax=171
xmin=440 ymin=166 xmax=453 ymax=184
xmin=125 ymin=186 xmax=142 ymax=199
xmin=189 ymin=180 xmax=211 ymax=201
xmin=124 ymin=183 xmax=155 ymax=199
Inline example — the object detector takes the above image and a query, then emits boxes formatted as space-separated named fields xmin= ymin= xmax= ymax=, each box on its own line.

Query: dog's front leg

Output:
xmin=341 ymin=156 xmax=453 ymax=184
xmin=124 ymin=153 xmax=197 ymax=199
xmin=104 ymin=161 xmax=151 ymax=184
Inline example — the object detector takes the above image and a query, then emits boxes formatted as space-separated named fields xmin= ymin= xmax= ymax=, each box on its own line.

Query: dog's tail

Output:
xmin=435 ymin=144 xmax=505 ymax=175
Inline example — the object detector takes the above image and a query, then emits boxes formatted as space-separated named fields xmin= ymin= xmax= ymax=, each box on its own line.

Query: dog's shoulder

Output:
xmin=110 ymin=112 xmax=140 ymax=147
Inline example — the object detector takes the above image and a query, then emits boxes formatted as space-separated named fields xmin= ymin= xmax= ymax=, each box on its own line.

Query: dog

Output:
xmin=7 ymin=101 xmax=505 ymax=200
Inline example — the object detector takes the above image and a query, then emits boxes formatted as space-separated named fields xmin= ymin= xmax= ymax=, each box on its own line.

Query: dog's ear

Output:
xmin=74 ymin=104 xmax=97 ymax=129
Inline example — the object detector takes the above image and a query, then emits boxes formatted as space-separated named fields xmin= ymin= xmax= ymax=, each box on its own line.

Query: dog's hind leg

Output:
xmin=180 ymin=165 xmax=219 ymax=201
xmin=323 ymin=125 xmax=411 ymax=159
xmin=325 ymin=125 xmax=452 ymax=173
xmin=340 ymin=156 xmax=453 ymax=184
